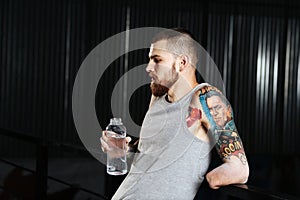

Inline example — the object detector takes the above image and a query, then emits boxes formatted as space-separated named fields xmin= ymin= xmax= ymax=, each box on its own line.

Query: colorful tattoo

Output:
xmin=199 ymin=86 xmax=247 ymax=165
xmin=216 ymin=130 xmax=244 ymax=159
xmin=186 ymin=107 xmax=202 ymax=127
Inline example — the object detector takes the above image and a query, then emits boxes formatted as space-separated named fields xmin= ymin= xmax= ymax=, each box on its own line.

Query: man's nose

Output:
xmin=146 ymin=63 xmax=154 ymax=73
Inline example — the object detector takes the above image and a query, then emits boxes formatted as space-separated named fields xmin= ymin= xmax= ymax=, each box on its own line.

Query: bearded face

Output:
xmin=149 ymin=62 xmax=178 ymax=97
xmin=146 ymin=40 xmax=181 ymax=97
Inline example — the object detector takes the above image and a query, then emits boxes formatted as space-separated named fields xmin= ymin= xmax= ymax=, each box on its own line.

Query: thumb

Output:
xmin=125 ymin=136 xmax=132 ymax=144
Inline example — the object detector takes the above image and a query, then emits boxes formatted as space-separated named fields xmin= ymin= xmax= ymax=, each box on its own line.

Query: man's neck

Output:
xmin=167 ymin=78 xmax=198 ymax=102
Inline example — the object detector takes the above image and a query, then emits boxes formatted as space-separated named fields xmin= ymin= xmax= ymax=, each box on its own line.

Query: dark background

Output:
xmin=0 ymin=0 xmax=299 ymax=199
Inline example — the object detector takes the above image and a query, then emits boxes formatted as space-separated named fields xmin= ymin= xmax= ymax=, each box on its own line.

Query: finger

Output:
xmin=100 ymin=138 xmax=107 ymax=152
xmin=104 ymin=130 xmax=115 ymax=136
xmin=125 ymin=137 xmax=132 ymax=144
xmin=100 ymin=137 xmax=110 ymax=152
xmin=101 ymin=135 xmax=117 ymax=149
xmin=102 ymin=131 xmax=107 ymax=141
xmin=102 ymin=131 xmax=112 ymax=142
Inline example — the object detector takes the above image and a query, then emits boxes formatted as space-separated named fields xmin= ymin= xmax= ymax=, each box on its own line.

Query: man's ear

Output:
xmin=178 ymin=55 xmax=189 ymax=71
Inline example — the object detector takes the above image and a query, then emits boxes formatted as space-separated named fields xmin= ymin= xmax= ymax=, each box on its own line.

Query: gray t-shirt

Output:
xmin=113 ymin=84 xmax=212 ymax=200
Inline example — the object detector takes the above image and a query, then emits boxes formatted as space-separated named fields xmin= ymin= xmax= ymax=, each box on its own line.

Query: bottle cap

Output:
xmin=110 ymin=118 xmax=122 ymax=125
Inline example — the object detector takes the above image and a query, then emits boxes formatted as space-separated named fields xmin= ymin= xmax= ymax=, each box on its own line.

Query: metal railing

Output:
xmin=0 ymin=128 xmax=298 ymax=200
xmin=0 ymin=128 xmax=108 ymax=200
xmin=195 ymin=183 xmax=297 ymax=200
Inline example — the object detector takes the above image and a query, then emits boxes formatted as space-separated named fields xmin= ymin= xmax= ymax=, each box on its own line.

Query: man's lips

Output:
xmin=148 ymin=74 xmax=157 ymax=83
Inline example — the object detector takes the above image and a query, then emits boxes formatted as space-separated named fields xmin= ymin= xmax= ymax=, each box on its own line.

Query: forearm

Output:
xmin=206 ymin=156 xmax=249 ymax=189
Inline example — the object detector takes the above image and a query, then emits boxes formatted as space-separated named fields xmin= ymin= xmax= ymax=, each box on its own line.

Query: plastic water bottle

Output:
xmin=106 ymin=118 xmax=127 ymax=175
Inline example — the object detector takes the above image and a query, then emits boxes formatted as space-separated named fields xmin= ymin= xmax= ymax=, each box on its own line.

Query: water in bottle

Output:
xmin=106 ymin=118 xmax=127 ymax=175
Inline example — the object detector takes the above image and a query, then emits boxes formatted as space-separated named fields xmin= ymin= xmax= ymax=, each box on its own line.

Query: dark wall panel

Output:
xmin=283 ymin=18 xmax=300 ymax=154
xmin=205 ymin=4 xmax=290 ymax=154
xmin=0 ymin=0 xmax=127 ymax=156
xmin=0 ymin=0 xmax=299 ymax=157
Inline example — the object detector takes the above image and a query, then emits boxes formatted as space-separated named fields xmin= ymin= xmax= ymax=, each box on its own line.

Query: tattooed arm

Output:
xmin=199 ymin=86 xmax=249 ymax=189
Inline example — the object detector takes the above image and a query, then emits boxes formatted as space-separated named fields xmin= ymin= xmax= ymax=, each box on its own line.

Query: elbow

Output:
xmin=230 ymin=158 xmax=250 ymax=184
xmin=240 ymin=162 xmax=250 ymax=184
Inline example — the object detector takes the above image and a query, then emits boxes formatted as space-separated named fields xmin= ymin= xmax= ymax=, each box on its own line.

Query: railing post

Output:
xmin=36 ymin=142 xmax=48 ymax=199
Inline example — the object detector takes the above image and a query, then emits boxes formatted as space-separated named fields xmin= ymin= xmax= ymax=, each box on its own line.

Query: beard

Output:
xmin=150 ymin=83 xmax=169 ymax=97
xmin=150 ymin=62 xmax=178 ymax=97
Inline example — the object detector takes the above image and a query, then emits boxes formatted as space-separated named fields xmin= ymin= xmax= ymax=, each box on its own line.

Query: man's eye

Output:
xmin=153 ymin=58 xmax=160 ymax=63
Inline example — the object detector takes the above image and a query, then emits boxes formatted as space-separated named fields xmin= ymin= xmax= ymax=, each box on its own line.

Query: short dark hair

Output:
xmin=151 ymin=27 xmax=199 ymax=67
xmin=152 ymin=27 xmax=196 ymax=43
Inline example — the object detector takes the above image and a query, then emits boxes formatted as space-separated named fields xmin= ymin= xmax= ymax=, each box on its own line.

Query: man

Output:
xmin=101 ymin=28 xmax=249 ymax=199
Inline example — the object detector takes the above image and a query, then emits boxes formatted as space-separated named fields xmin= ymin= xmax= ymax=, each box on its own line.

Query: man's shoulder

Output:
xmin=192 ymin=84 xmax=218 ymax=97
xmin=190 ymin=84 xmax=226 ymax=108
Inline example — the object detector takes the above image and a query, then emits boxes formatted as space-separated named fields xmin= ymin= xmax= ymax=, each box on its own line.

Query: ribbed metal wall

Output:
xmin=283 ymin=17 xmax=300 ymax=154
xmin=206 ymin=4 xmax=289 ymax=154
xmin=0 ymin=0 xmax=127 ymax=156
xmin=0 ymin=0 xmax=299 ymax=156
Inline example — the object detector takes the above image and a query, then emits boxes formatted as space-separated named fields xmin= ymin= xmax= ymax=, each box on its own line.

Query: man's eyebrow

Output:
xmin=149 ymin=55 xmax=161 ymax=59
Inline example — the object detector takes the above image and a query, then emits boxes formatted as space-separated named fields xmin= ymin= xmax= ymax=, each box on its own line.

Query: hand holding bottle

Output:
xmin=101 ymin=118 xmax=130 ymax=175
xmin=101 ymin=130 xmax=132 ymax=156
